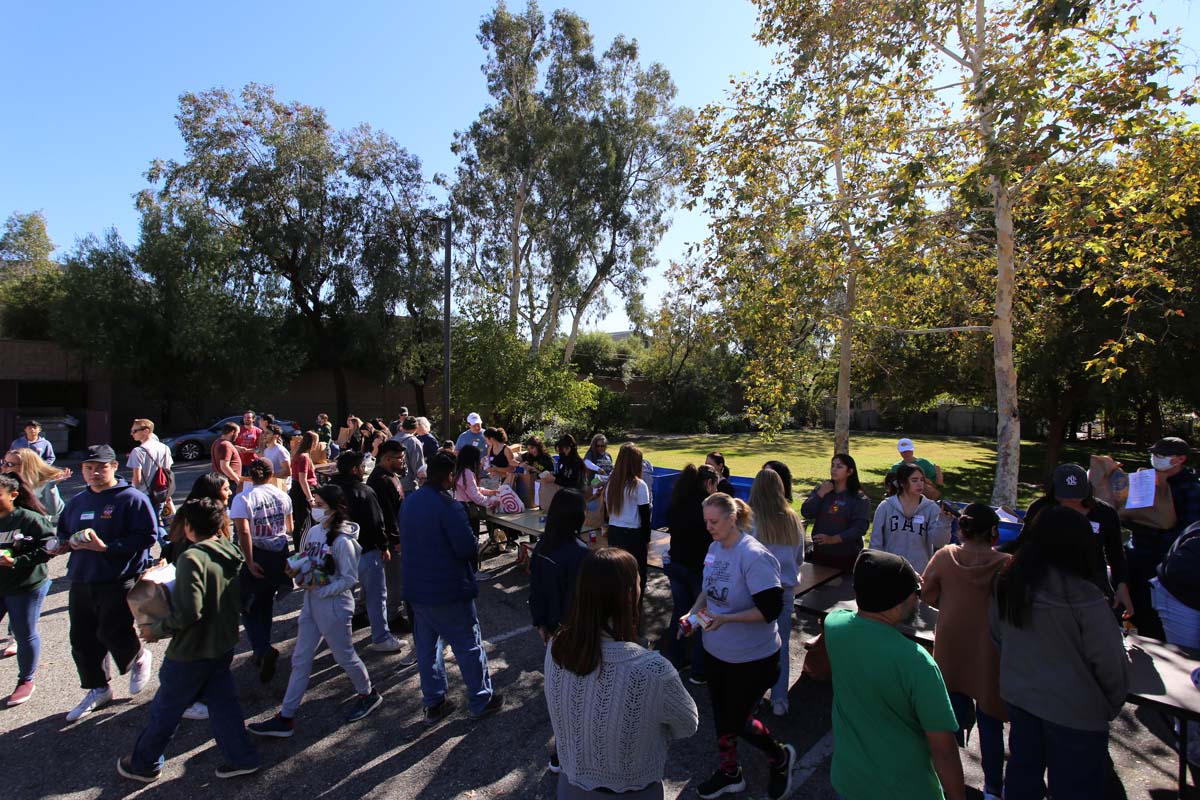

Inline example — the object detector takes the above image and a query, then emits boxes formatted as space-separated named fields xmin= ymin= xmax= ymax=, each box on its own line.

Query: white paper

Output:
xmin=1125 ymin=469 xmax=1156 ymax=510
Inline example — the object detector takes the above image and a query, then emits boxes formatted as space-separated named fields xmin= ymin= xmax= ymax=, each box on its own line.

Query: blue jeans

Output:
xmin=1151 ymin=578 xmax=1200 ymax=648
xmin=240 ymin=547 xmax=289 ymax=660
xmin=0 ymin=580 xmax=50 ymax=681
xmin=663 ymin=562 xmax=705 ymax=679
xmin=411 ymin=599 xmax=493 ymax=714
xmin=131 ymin=651 xmax=259 ymax=774
xmin=359 ymin=549 xmax=391 ymax=643
xmin=770 ymin=588 xmax=795 ymax=705
xmin=950 ymin=691 xmax=1004 ymax=794
xmin=1005 ymin=702 xmax=1107 ymax=800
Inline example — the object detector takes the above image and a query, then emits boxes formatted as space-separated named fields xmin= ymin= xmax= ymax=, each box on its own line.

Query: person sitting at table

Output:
xmin=518 ymin=435 xmax=555 ymax=505
xmin=542 ymin=435 xmax=586 ymax=493
xmin=706 ymin=452 xmax=735 ymax=496
xmin=545 ymin=547 xmax=698 ymax=798
xmin=483 ymin=428 xmax=516 ymax=485
xmin=989 ymin=505 xmax=1129 ymax=800
xmin=584 ymin=434 xmax=614 ymax=482
xmin=748 ymin=468 xmax=804 ymax=717
xmin=529 ymin=489 xmax=588 ymax=645
xmin=802 ymin=453 xmax=871 ymax=572
xmin=604 ymin=444 xmax=653 ymax=597
xmin=825 ymin=550 xmax=965 ymax=800
xmin=921 ymin=503 xmax=1011 ymax=800
xmin=870 ymin=463 xmax=952 ymax=573
xmin=762 ymin=460 xmax=794 ymax=503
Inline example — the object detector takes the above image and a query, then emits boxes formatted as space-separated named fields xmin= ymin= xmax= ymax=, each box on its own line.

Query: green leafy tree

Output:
xmin=453 ymin=1 xmax=690 ymax=361
xmin=149 ymin=84 xmax=443 ymax=421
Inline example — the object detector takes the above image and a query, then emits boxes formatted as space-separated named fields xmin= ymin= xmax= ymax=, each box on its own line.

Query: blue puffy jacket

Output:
xmin=400 ymin=484 xmax=478 ymax=605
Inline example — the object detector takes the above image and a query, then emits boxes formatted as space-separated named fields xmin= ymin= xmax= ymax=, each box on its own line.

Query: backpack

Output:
xmin=144 ymin=447 xmax=175 ymax=507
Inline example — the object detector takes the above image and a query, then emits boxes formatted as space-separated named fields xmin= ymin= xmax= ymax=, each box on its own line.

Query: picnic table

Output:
xmin=485 ymin=508 xmax=602 ymax=563
xmin=793 ymin=573 xmax=938 ymax=644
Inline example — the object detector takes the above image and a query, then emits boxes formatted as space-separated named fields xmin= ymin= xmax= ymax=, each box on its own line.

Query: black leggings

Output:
xmin=704 ymin=649 xmax=786 ymax=772
xmin=289 ymin=482 xmax=312 ymax=552
xmin=606 ymin=525 xmax=649 ymax=593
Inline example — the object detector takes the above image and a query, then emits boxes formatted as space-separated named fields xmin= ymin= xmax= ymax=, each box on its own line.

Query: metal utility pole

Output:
xmin=442 ymin=214 xmax=452 ymax=441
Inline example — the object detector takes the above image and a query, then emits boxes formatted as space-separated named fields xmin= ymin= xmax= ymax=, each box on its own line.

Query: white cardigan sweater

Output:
xmin=544 ymin=639 xmax=699 ymax=792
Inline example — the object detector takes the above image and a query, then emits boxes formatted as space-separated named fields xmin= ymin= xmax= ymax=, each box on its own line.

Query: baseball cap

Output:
xmin=397 ymin=406 xmax=409 ymax=417
xmin=466 ymin=412 xmax=482 ymax=426
xmin=83 ymin=444 xmax=118 ymax=463
xmin=897 ymin=437 xmax=915 ymax=453
xmin=1052 ymin=463 xmax=1089 ymax=500
xmin=1151 ymin=437 xmax=1191 ymax=457
xmin=853 ymin=550 xmax=920 ymax=613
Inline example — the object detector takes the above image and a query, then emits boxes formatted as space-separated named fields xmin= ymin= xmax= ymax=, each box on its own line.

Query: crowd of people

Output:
xmin=0 ymin=417 xmax=1197 ymax=799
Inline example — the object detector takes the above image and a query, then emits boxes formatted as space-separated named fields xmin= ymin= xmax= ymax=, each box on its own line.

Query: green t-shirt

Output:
xmin=0 ymin=507 xmax=53 ymax=595
xmin=893 ymin=457 xmax=937 ymax=482
xmin=825 ymin=608 xmax=958 ymax=800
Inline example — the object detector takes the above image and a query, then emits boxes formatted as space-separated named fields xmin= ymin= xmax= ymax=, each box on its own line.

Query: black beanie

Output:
xmin=853 ymin=550 xmax=920 ymax=612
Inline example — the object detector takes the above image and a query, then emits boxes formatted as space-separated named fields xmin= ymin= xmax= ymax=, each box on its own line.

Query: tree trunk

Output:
xmin=834 ymin=269 xmax=857 ymax=455
xmin=509 ymin=182 xmax=529 ymax=331
xmin=1044 ymin=405 xmax=1070 ymax=475
xmin=991 ymin=176 xmax=1021 ymax=508
xmin=409 ymin=381 xmax=428 ymax=418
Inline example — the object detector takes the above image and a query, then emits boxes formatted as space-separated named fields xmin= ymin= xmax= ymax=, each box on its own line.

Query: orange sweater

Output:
xmin=921 ymin=545 xmax=1011 ymax=720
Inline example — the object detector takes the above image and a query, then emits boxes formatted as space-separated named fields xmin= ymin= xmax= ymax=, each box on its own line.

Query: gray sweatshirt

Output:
xmin=988 ymin=568 xmax=1130 ymax=731
xmin=869 ymin=494 xmax=952 ymax=573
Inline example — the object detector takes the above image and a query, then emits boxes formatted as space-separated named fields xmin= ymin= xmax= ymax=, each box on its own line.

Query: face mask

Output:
xmin=1151 ymin=454 xmax=1175 ymax=472
xmin=310 ymin=507 xmax=328 ymax=523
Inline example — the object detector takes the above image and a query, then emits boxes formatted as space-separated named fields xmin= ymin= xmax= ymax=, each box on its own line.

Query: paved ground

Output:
xmin=0 ymin=460 xmax=1187 ymax=798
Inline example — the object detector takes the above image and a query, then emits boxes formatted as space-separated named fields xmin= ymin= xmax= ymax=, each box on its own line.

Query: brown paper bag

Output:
xmin=1118 ymin=473 xmax=1177 ymax=530
xmin=127 ymin=563 xmax=175 ymax=629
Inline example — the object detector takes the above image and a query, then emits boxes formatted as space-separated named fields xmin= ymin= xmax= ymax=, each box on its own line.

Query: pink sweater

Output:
xmin=455 ymin=470 xmax=498 ymax=507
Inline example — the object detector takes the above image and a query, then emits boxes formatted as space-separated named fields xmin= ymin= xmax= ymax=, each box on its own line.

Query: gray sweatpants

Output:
xmin=281 ymin=590 xmax=371 ymax=718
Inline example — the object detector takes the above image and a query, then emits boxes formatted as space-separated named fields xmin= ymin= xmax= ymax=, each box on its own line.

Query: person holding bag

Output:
xmin=0 ymin=473 xmax=53 ymax=706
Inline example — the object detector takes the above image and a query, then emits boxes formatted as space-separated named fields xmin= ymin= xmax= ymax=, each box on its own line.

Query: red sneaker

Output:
xmin=1 ymin=641 xmax=16 ymax=658
xmin=7 ymin=680 xmax=35 ymax=706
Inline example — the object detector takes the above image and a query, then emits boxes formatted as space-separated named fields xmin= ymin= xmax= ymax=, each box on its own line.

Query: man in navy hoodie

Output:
xmin=401 ymin=451 xmax=502 ymax=724
xmin=56 ymin=445 xmax=158 ymax=722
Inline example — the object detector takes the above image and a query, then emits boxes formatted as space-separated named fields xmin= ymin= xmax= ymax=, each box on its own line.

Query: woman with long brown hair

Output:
xmin=604 ymin=443 xmax=652 ymax=593
xmin=748 ymin=468 xmax=804 ymax=717
xmin=289 ymin=431 xmax=319 ymax=550
xmin=545 ymin=548 xmax=697 ymax=798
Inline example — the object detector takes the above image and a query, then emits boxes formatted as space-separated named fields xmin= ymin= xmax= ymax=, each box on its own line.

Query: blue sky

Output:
xmin=3 ymin=1 xmax=1197 ymax=331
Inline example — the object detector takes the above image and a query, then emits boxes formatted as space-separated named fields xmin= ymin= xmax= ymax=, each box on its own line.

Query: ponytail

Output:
xmin=703 ymin=492 xmax=753 ymax=532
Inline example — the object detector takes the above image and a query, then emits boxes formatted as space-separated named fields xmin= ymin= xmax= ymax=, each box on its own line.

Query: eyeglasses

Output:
xmin=2 ymin=461 xmax=19 ymax=468
xmin=130 ymin=427 xmax=147 ymax=434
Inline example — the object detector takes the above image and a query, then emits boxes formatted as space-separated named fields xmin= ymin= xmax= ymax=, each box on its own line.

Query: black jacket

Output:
xmin=667 ymin=488 xmax=710 ymax=571
xmin=529 ymin=537 xmax=588 ymax=631
xmin=366 ymin=467 xmax=403 ymax=547
xmin=1158 ymin=521 xmax=1200 ymax=611
xmin=1010 ymin=497 xmax=1128 ymax=596
xmin=329 ymin=474 xmax=388 ymax=553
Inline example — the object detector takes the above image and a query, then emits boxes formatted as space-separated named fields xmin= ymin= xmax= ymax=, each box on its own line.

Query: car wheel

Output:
xmin=179 ymin=441 xmax=204 ymax=461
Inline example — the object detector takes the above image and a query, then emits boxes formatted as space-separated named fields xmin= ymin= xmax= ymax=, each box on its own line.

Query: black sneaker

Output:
xmin=471 ymin=692 xmax=504 ymax=719
xmin=259 ymin=646 xmax=279 ymax=684
xmin=215 ymin=762 xmax=260 ymax=779
xmin=423 ymin=697 xmax=455 ymax=726
xmin=346 ymin=689 xmax=383 ymax=723
xmin=248 ymin=714 xmax=294 ymax=738
xmin=767 ymin=743 xmax=797 ymax=800
xmin=116 ymin=756 xmax=160 ymax=783
xmin=697 ymin=767 xmax=745 ymax=799
xmin=548 ymin=751 xmax=561 ymax=774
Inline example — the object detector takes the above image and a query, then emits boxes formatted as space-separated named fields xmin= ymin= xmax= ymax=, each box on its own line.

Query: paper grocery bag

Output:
xmin=127 ymin=562 xmax=175 ymax=629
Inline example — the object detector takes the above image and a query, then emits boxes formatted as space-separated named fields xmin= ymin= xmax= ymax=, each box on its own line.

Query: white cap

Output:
xmin=897 ymin=437 xmax=915 ymax=453
xmin=466 ymin=412 xmax=482 ymax=426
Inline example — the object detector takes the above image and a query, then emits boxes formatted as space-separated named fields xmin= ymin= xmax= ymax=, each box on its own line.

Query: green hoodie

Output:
xmin=150 ymin=536 xmax=244 ymax=661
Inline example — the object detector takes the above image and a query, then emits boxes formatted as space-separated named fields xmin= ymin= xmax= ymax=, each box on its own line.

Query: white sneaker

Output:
xmin=129 ymin=649 xmax=153 ymax=695
xmin=66 ymin=687 xmax=113 ymax=722
xmin=370 ymin=636 xmax=403 ymax=653
xmin=182 ymin=702 xmax=209 ymax=720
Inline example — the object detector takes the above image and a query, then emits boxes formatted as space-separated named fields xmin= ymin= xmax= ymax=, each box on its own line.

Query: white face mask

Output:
xmin=310 ymin=507 xmax=328 ymax=523
xmin=1151 ymin=454 xmax=1175 ymax=472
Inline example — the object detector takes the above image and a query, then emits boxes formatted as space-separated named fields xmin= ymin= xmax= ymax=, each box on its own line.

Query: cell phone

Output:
xmin=939 ymin=501 xmax=961 ymax=518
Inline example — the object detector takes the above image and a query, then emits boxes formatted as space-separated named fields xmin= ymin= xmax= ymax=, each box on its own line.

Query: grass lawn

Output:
xmin=631 ymin=429 xmax=1148 ymax=510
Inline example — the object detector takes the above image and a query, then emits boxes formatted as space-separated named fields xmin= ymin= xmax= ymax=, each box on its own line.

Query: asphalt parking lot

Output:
xmin=0 ymin=460 xmax=1187 ymax=799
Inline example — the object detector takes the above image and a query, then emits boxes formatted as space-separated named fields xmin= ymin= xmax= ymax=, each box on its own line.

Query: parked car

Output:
xmin=161 ymin=415 xmax=300 ymax=462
